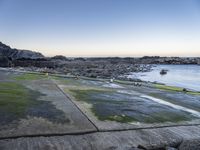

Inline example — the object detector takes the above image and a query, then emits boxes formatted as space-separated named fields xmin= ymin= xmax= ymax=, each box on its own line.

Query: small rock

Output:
xmin=178 ymin=139 xmax=200 ymax=150
xmin=165 ymin=146 xmax=178 ymax=150
xmin=182 ymin=88 xmax=187 ymax=92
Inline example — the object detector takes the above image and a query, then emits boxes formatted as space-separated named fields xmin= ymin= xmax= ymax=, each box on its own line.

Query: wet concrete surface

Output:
xmin=53 ymin=76 xmax=200 ymax=131
xmin=0 ymin=69 xmax=200 ymax=149
xmin=0 ymin=70 xmax=96 ymax=138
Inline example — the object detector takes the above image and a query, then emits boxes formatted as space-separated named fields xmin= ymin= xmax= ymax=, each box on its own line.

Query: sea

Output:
xmin=127 ymin=65 xmax=200 ymax=91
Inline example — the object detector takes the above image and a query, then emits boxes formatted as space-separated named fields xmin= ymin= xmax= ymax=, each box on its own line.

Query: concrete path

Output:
xmin=0 ymin=70 xmax=97 ymax=139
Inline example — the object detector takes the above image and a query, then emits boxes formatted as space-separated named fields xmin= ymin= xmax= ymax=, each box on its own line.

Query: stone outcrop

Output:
xmin=0 ymin=42 xmax=44 ymax=60
xmin=0 ymin=55 xmax=11 ymax=67
xmin=50 ymin=55 xmax=68 ymax=61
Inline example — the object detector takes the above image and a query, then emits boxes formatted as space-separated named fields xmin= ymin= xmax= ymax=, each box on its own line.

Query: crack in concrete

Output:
xmin=51 ymin=79 xmax=99 ymax=132
xmin=0 ymin=124 xmax=200 ymax=141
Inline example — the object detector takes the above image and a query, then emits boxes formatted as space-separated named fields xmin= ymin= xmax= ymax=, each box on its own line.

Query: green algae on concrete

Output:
xmin=69 ymin=89 xmax=136 ymax=123
xmin=104 ymin=115 xmax=135 ymax=123
xmin=146 ymin=111 xmax=192 ymax=123
xmin=187 ymin=91 xmax=200 ymax=95
xmin=114 ymin=80 xmax=135 ymax=85
xmin=53 ymin=76 xmax=110 ymax=89
xmin=0 ymin=82 xmax=38 ymax=114
xmin=53 ymin=76 xmax=199 ymax=124
xmin=149 ymin=92 xmax=200 ymax=112
xmin=0 ymin=82 xmax=41 ymax=125
xmin=154 ymin=84 xmax=200 ymax=95
xmin=69 ymin=89 xmax=193 ymax=124
xmin=14 ymin=73 xmax=47 ymax=80
xmin=51 ymin=76 xmax=86 ymax=86
xmin=0 ymin=81 xmax=70 ymax=125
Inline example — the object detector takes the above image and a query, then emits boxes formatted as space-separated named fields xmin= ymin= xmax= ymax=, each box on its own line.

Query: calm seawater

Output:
xmin=128 ymin=65 xmax=200 ymax=91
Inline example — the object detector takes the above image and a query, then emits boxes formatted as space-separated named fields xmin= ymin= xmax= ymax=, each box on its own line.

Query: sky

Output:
xmin=0 ymin=0 xmax=200 ymax=57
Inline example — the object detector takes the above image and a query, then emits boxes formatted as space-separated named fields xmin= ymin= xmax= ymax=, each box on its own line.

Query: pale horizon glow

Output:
xmin=0 ymin=0 xmax=200 ymax=57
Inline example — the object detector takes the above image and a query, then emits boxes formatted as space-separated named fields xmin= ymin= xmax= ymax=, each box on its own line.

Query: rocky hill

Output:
xmin=0 ymin=42 xmax=44 ymax=60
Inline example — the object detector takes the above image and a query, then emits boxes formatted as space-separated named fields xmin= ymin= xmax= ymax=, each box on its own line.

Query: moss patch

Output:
xmin=69 ymin=89 xmax=192 ymax=124
xmin=114 ymin=80 xmax=134 ymax=85
xmin=148 ymin=112 xmax=191 ymax=123
xmin=154 ymin=84 xmax=200 ymax=95
xmin=0 ymin=82 xmax=37 ymax=115
xmin=154 ymin=84 xmax=183 ymax=91
xmin=102 ymin=115 xmax=135 ymax=122
xmin=14 ymin=73 xmax=47 ymax=81
xmin=187 ymin=91 xmax=200 ymax=95
xmin=52 ymin=76 xmax=84 ymax=86
xmin=69 ymin=89 xmax=136 ymax=123
xmin=0 ymin=81 xmax=69 ymax=125
xmin=149 ymin=92 xmax=200 ymax=112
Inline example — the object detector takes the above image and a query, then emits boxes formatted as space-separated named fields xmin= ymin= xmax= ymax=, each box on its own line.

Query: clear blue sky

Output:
xmin=0 ymin=0 xmax=200 ymax=57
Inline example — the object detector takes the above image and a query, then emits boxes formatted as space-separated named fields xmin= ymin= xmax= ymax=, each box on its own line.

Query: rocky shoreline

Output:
xmin=1 ymin=41 xmax=200 ymax=80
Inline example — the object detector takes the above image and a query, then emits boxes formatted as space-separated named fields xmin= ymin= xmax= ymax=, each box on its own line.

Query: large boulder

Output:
xmin=178 ymin=139 xmax=200 ymax=150
xmin=197 ymin=58 xmax=200 ymax=65
xmin=0 ymin=55 xmax=10 ymax=67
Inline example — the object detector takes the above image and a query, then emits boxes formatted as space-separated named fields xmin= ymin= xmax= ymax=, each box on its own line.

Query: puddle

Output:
xmin=141 ymin=95 xmax=200 ymax=117
xmin=103 ymin=83 xmax=124 ymax=88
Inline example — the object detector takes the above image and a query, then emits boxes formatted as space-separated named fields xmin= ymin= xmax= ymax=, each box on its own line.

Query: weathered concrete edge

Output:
xmin=0 ymin=129 xmax=96 ymax=140
xmin=1 ymin=125 xmax=200 ymax=150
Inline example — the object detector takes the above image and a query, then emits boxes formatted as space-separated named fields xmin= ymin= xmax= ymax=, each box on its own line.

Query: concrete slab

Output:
xmin=1 ymin=70 xmax=200 ymax=150
xmin=0 ymin=71 xmax=96 ymax=138
xmin=53 ymin=76 xmax=200 ymax=131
